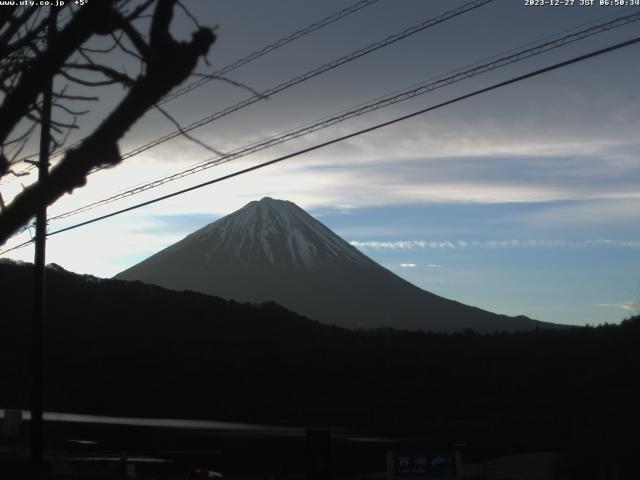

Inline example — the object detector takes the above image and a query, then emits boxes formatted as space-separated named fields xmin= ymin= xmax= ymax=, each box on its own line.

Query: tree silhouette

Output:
xmin=0 ymin=0 xmax=215 ymax=245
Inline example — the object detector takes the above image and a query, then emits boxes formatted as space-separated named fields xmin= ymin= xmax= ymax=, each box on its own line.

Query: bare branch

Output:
xmin=0 ymin=0 xmax=216 ymax=244
xmin=177 ymin=0 xmax=201 ymax=29
xmin=192 ymin=73 xmax=267 ymax=99
xmin=125 ymin=0 xmax=156 ymax=21
xmin=154 ymin=103 xmax=225 ymax=156
xmin=3 ymin=122 xmax=37 ymax=147
xmin=53 ymin=92 xmax=99 ymax=102
xmin=0 ymin=0 xmax=117 ymax=145
xmin=0 ymin=12 xmax=48 ymax=58
xmin=60 ymin=69 xmax=123 ymax=87
xmin=79 ymin=42 xmax=119 ymax=54
xmin=150 ymin=0 xmax=174 ymax=48
xmin=52 ymin=103 xmax=89 ymax=116
xmin=0 ymin=6 xmax=37 ymax=54
xmin=50 ymin=117 xmax=77 ymax=154
xmin=1 ymin=143 xmax=32 ymax=186
xmin=8 ymin=123 xmax=37 ymax=163
xmin=111 ymin=13 xmax=150 ymax=59
xmin=64 ymin=62 xmax=136 ymax=86
xmin=49 ymin=118 xmax=78 ymax=131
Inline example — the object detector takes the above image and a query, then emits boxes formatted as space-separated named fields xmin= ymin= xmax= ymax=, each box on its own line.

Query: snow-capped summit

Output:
xmin=183 ymin=197 xmax=372 ymax=268
xmin=115 ymin=198 xmax=550 ymax=332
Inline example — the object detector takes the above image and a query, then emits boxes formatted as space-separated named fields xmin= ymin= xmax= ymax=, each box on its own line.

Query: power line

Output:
xmin=46 ymin=11 xmax=640 ymax=222
xmin=1 ymin=236 xmax=33 ymax=255
xmin=56 ymin=0 xmax=385 ymax=158
xmin=2 ymin=33 xmax=635 ymax=255
xmin=113 ymin=0 xmax=494 ymax=162
xmin=5 ymin=7 xmax=638 ymax=242
xmin=2 ymin=0 xmax=494 ymax=240
xmin=3 ymin=0 xmax=493 ymax=186
xmin=159 ymin=0 xmax=382 ymax=106
xmin=2 ymin=0 xmax=489 ymax=190
xmin=0 ymin=0 xmax=382 ymax=183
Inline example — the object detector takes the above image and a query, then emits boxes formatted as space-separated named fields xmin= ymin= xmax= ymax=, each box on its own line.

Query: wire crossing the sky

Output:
xmin=2 ymin=33 xmax=635 ymax=256
xmin=0 ymin=0 xmax=382 ymax=183
xmin=113 ymin=0 xmax=495 ymax=161
xmin=0 ymin=0 xmax=495 ymax=240
xmin=2 ymin=0 xmax=491 ymax=183
xmin=159 ymin=0 xmax=382 ymax=106
xmin=34 ymin=0 xmax=492 ymax=183
xmin=46 ymin=11 xmax=640 ymax=222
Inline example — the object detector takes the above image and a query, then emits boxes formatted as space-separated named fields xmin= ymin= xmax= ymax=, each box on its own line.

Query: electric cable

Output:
xmin=0 ymin=0 xmax=382 ymax=182
xmin=112 ymin=0 xmax=495 ymax=163
xmin=2 ymin=33 xmax=636 ymax=255
xmin=46 ymin=11 xmax=640 ymax=222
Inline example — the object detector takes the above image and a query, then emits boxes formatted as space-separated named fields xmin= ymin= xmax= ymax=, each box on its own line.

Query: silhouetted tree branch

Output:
xmin=0 ymin=0 xmax=216 ymax=244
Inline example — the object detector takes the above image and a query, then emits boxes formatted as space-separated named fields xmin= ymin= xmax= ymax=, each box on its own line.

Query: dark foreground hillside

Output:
xmin=1 ymin=261 xmax=639 ymax=477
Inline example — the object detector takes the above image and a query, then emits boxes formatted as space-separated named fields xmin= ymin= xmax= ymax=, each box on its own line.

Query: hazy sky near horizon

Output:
xmin=2 ymin=0 xmax=640 ymax=326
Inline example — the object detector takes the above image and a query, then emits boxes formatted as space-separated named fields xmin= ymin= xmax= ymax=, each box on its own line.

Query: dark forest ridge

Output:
xmin=116 ymin=197 xmax=557 ymax=333
xmin=1 ymin=259 xmax=639 ymax=475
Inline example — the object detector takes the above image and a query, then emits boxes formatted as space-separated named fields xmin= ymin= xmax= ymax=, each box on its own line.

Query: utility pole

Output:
xmin=30 ymin=6 xmax=56 ymax=475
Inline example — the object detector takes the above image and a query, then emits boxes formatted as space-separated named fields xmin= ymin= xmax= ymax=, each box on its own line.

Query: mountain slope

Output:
xmin=115 ymin=197 xmax=551 ymax=332
xmin=0 ymin=259 xmax=338 ymax=417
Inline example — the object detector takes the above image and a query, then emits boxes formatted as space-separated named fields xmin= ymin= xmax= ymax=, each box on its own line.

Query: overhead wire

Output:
xmin=158 ymin=0 xmax=382 ymax=106
xmin=0 ymin=0 xmax=383 ymax=183
xmin=44 ymin=10 xmax=640 ymax=222
xmin=2 ymin=33 xmax=638 ymax=255
xmin=5 ymin=7 xmax=638 ymax=239
xmin=107 ymin=0 xmax=495 ymax=163
xmin=1 ymin=0 xmax=494 ymax=219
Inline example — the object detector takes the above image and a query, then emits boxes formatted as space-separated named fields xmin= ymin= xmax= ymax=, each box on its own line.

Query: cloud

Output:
xmin=297 ymin=152 xmax=640 ymax=206
xmin=8 ymin=118 xmax=636 ymax=228
xmin=5 ymin=0 xmax=640 ymax=221
xmin=594 ymin=302 xmax=640 ymax=312
xmin=352 ymin=241 xmax=459 ymax=249
xmin=398 ymin=263 xmax=441 ymax=268
xmin=521 ymin=198 xmax=640 ymax=228
xmin=350 ymin=239 xmax=640 ymax=250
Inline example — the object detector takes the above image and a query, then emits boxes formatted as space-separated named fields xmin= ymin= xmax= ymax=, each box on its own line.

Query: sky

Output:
xmin=1 ymin=0 xmax=640 ymax=326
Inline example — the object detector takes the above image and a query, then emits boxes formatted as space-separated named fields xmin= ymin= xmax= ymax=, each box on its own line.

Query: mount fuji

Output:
xmin=115 ymin=197 xmax=551 ymax=332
